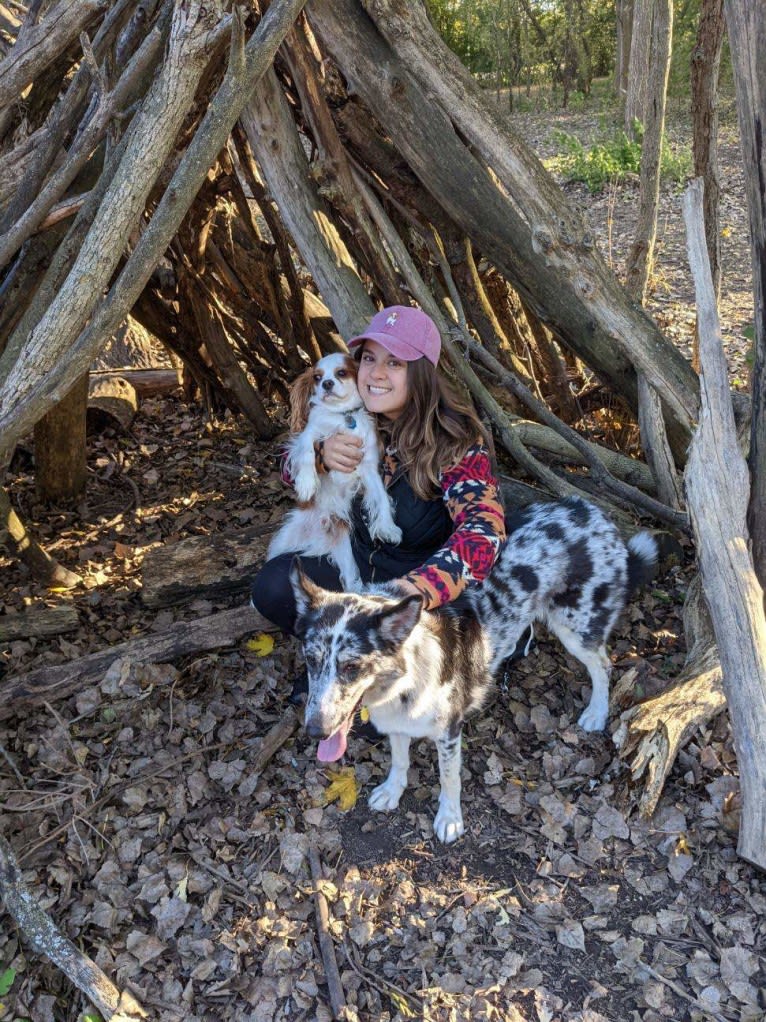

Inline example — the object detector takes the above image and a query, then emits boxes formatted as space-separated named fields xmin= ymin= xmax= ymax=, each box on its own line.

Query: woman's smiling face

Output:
xmin=356 ymin=340 xmax=410 ymax=420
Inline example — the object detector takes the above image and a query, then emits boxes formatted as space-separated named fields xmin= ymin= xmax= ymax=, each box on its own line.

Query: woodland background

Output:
xmin=0 ymin=0 xmax=765 ymax=1020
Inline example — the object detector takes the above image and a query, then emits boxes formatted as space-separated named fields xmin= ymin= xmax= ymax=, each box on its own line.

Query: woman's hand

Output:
xmin=321 ymin=431 xmax=364 ymax=473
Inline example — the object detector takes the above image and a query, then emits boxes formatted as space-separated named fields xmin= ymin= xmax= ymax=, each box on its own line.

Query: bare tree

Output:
xmin=624 ymin=0 xmax=673 ymax=300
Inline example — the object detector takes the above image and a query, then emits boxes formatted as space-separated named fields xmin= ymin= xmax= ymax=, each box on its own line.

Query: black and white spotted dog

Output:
xmin=291 ymin=497 xmax=658 ymax=843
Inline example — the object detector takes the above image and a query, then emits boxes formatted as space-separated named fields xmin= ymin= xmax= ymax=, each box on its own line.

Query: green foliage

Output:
xmin=547 ymin=126 xmax=691 ymax=192
xmin=426 ymin=0 xmax=615 ymax=104
xmin=0 ymin=967 xmax=16 ymax=997
xmin=548 ymin=129 xmax=641 ymax=191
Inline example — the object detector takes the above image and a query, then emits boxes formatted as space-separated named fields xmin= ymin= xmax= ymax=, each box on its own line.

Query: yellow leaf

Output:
xmin=360 ymin=706 xmax=370 ymax=723
xmin=246 ymin=633 xmax=275 ymax=657
xmin=175 ymin=873 xmax=189 ymax=902
xmin=390 ymin=991 xmax=417 ymax=1017
xmin=322 ymin=766 xmax=359 ymax=811
xmin=676 ymin=834 xmax=690 ymax=855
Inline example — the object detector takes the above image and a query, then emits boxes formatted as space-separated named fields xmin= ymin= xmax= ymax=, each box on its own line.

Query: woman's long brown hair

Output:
xmin=368 ymin=353 xmax=488 ymax=499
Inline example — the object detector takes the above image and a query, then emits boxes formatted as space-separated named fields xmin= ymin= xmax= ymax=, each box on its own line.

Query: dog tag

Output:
xmin=344 ymin=413 xmax=357 ymax=430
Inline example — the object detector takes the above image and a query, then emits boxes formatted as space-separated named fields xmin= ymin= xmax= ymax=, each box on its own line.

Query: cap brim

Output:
xmin=347 ymin=332 xmax=425 ymax=361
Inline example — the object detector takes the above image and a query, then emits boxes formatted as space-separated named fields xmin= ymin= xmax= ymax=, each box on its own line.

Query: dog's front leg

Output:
xmin=433 ymin=730 xmax=465 ymax=843
xmin=369 ymin=733 xmax=410 ymax=811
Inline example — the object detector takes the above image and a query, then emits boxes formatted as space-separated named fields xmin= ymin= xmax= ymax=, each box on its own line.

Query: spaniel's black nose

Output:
xmin=305 ymin=722 xmax=328 ymax=740
xmin=321 ymin=378 xmax=334 ymax=391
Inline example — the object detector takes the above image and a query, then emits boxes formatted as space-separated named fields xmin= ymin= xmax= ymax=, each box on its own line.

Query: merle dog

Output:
xmin=291 ymin=497 xmax=658 ymax=843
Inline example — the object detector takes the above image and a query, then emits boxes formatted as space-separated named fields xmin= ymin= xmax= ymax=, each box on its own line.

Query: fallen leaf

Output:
xmin=322 ymin=766 xmax=359 ymax=811
xmin=556 ymin=919 xmax=585 ymax=951
xmin=246 ymin=633 xmax=275 ymax=656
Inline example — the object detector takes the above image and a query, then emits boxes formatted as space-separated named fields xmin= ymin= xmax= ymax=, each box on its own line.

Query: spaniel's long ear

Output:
xmin=289 ymin=368 xmax=316 ymax=434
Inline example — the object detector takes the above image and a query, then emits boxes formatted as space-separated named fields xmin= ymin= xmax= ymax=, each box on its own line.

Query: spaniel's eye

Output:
xmin=336 ymin=369 xmax=348 ymax=378
xmin=313 ymin=373 xmax=322 ymax=384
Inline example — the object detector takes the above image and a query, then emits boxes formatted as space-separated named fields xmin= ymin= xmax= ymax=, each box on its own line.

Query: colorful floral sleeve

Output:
xmin=403 ymin=443 xmax=506 ymax=609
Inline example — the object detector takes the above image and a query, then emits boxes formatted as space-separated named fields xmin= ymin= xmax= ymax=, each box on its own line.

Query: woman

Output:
xmin=251 ymin=305 xmax=531 ymax=701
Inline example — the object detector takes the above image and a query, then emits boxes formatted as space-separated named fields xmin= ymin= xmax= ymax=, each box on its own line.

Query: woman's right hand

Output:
xmin=322 ymin=431 xmax=364 ymax=473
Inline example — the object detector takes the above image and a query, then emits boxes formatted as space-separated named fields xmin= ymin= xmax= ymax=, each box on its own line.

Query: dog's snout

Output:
xmin=321 ymin=378 xmax=334 ymax=391
xmin=305 ymin=721 xmax=328 ymax=740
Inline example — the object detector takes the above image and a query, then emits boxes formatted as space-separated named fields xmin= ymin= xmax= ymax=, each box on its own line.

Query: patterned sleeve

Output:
xmin=403 ymin=443 xmax=506 ymax=609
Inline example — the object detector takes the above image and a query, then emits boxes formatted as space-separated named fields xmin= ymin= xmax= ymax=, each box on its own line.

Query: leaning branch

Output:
xmin=683 ymin=177 xmax=766 ymax=870
xmin=0 ymin=0 xmax=309 ymax=461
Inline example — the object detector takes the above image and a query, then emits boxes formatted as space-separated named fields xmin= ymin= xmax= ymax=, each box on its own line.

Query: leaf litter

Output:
xmin=1 ymin=104 xmax=766 ymax=1022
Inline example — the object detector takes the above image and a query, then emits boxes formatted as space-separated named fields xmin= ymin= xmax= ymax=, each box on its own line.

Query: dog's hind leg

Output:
xmin=369 ymin=733 xmax=411 ymax=811
xmin=328 ymin=531 xmax=362 ymax=590
xmin=358 ymin=463 xmax=401 ymax=544
xmin=547 ymin=620 xmax=611 ymax=731
xmin=434 ymin=730 xmax=465 ymax=843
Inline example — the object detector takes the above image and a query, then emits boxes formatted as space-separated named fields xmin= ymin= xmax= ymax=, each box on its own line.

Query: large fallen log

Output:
xmin=0 ymin=604 xmax=79 ymax=642
xmin=89 ymin=368 xmax=182 ymax=397
xmin=683 ymin=178 xmax=766 ymax=870
xmin=0 ymin=604 xmax=275 ymax=719
xmin=140 ymin=522 xmax=273 ymax=607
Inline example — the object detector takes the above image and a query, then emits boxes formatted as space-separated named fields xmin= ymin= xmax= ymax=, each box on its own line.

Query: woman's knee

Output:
xmin=250 ymin=555 xmax=296 ymax=631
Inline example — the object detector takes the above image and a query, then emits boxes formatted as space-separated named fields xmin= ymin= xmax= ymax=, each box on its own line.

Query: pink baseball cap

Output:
xmin=348 ymin=306 xmax=441 ymax=365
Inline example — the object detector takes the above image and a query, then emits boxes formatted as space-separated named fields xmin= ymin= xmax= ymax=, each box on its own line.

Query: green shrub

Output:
xmin=547 ymin=126 xmax=690 ymax=193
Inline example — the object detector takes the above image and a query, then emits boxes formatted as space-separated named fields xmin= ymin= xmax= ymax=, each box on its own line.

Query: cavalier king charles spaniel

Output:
xmin=267 ymin=352 xmax=401 ymax=589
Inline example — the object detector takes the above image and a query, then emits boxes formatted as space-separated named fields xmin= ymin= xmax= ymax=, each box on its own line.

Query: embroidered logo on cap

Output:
xmin=386 ymin=312 xmax=399 ymax=326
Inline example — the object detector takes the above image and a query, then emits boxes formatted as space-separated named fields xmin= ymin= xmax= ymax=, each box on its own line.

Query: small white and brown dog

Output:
xmin=267 ymin=352 xmax=401 ymax=589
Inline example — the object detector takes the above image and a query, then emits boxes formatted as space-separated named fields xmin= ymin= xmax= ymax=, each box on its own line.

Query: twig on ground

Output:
xmin=0 ymin=834 xmax=148 ymax=1020
xmin=308 ymin=846 xmax=347 ymax=1020
xmin=244 ymin=703 xmax=301 ymax=780
xmin=637 ymin=957 xmax=733 ymax=1022
xmin=344 ymin=939 xmax=421 ymax=1013
xmin=0 ymin=739 xmax=25 ymax=786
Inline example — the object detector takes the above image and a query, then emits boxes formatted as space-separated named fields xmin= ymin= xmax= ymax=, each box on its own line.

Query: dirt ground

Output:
xmin=1 ymin=98 xmax=765 ymax=1022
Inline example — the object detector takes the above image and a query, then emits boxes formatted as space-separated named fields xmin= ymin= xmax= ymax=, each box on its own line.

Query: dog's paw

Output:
xmin=577 ymin=704 xmax=607 ymax=732
xmin=374 ymin=523 xmax=402 ymax=544
xmin=433 ymin=805 xmax=464 ymax=844
xmin=369 ymin=778 xmax=405 ymax=812
xmin=293 ymin=472 xmax=317 ymax=502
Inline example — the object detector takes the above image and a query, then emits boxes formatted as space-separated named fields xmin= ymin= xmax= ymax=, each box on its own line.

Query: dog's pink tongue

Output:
xmin=317 ymin=711 xmax=354 ymax=762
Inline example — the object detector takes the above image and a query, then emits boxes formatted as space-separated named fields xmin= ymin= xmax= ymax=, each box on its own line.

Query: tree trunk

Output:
xmin=616 ymin=0 xmax=637 ymax=103
xmin=624 ymin=0 xmax=673 ymax=301
xmin=724 ymin=0 xmax=766 ymax=592
xmin=691 ymin=0 xmax=725 ymax=304
xmin=33 ymin=371 xmax=89 ymax=501
xmin=684 ymin=178 xmax=766 ymax=870
xmin=624 ymin=0 xmax=653 ymax=132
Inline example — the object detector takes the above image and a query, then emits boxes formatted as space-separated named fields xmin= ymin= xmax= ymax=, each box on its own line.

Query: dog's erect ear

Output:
xmin=289 ymin=368 xmax=316 ymax=434
xmin=289 ymin=557 xmax=326 ymax=631
xmin=376 ymin=594 xmax=423 ymax=645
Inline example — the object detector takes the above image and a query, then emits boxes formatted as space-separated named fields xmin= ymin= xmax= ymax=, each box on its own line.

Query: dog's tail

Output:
xmin=626 ymin=531 xmax=659 ymax=593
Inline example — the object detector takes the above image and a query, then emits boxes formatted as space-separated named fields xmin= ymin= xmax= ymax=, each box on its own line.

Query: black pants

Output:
xmin=250 ymin=554 xmax=344 ymax=635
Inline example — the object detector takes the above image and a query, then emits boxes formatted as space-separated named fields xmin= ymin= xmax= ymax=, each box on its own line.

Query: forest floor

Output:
xmin=1 ymin=97 xmax=764 ymax=1022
